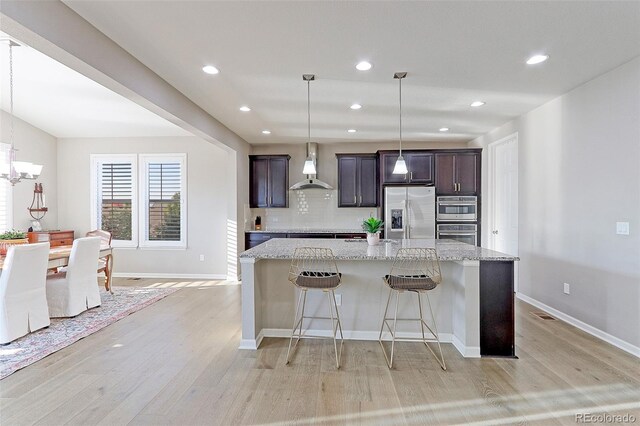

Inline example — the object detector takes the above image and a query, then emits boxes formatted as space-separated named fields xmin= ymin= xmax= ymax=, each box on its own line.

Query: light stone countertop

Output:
xmin=239 ymin=238 xmax=519 ymax=262
xmin=245 ymin=229 xmax=365 ymax=234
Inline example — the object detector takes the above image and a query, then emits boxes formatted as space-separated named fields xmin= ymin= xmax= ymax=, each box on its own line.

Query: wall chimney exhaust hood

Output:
xmin=290 ymin=142 xmax=333 ymax=190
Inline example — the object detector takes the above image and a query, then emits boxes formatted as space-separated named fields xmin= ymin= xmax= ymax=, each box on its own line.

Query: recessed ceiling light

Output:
xmin=526 ymin=54 xmax=549 ymax=65
xmin=347 ymin=129 xmax=357 ymax=133
xmin=356 ymin=61 xmax=372 ymax=71
xmin=470 ymin=101 xmax=485 ymax=107
xmin=239 ymin=106 xmax=251 ymax=112
xmin=202 ymin=65 xmax=219 ymax=75
xmin=262 ymin=130 xmax=271 ymax=135
xmin=439 ymin=127 xmax=449 ymax=132
xmin=350 ymin=103 xmax=362 ymax=110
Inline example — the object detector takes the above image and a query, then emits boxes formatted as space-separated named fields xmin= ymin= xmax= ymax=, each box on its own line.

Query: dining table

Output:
xmin=0 ymin=244 xmax=114 ymax=293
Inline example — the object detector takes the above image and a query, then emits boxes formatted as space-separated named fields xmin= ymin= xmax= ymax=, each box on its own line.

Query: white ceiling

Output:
xmin=60 ymin=2 xmax=640 ymax=144
xmin=0 ymin=32 xmax=189 ymax=138
xmin=65 ymin=0 xmax=640 ymax=143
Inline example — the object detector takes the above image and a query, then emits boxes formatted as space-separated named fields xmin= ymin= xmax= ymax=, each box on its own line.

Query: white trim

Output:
xmin=451 ymin=334 xmax=481 ymax=358
xmin=239 ymin=330 xmax=264 ymax=350
xmin=138 ymin=153 xmax=187 ymax=249
xmin=112 ymin=272 xmax=231 ymax=280
xmin=241 ymin=329 xmax=479 ymax=358
xmin=517 ymin=292 xmax=640 ymax=358
xmin=90 ymin=154 xmax=138 ymax=248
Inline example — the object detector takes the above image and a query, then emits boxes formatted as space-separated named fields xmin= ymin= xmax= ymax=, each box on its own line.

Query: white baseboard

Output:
xmin=451 ymin=334 xmax=481 ymax=358
xmin=239 ymin=330 xmax=264 ymax=350
xmin=517 ymin=293 xmax=640 ymax=358
xmin=239 ymin=328 xmax=478 ymax=358
xmin=112 ymin=272 xmax=229 ymax=280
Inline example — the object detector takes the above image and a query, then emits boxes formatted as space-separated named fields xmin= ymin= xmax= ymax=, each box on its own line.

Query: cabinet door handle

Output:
xmin=354 ymin=195 xmax=357 ymax=204
xmin=359 ymin=195 xmax=362 ymax=205
xmin=410 ymin=171 xmax=413 ymax=180
xmin=269 ymin=196 xmax=272 ymax=205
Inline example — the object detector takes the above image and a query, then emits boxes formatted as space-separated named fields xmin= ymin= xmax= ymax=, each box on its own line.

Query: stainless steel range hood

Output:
xmin=290 ymin=143 xmax=333 ymax=190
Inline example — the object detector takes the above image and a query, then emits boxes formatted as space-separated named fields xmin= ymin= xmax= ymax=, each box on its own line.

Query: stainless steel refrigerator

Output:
xmin=384 ymin=186 xmax=436 ymax=239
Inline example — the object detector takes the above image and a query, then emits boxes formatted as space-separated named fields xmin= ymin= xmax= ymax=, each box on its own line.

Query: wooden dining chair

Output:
xmin=86 ymin=230 xmax=113 ymax=293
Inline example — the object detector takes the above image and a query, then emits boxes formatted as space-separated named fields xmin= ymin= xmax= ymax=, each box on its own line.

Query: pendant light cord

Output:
xmin=399 ymin=76 xmax=402 ymax=156
xmin=307 ymin=79 xmax=311 ymax=145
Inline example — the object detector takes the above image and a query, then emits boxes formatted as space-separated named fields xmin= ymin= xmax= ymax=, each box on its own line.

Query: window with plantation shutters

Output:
xmin=140 ymin=154 xmax=186 ymax=247
xmin=90 ymin=154 xmax=186 ymax=249
xmin=0 ymin=143 xmax=12 ymax=232
xmin=90 ymin=155 xmax=138 ymax=247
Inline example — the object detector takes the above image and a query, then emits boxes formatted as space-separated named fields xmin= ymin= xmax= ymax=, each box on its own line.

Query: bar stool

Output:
xmin=286 ymin=247 xmax=344 ymax=368
xmin=378 ymin=248 xmax=446 ymax=370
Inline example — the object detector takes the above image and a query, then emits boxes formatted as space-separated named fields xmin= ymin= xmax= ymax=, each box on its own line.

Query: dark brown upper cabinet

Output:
xmin=249 ymin=155 xmax=290 ymax=208
xmin=379 ymin=151 xmax=434 ymax=185
xmin=435 ymin=152 xmax=480 ymax=195
xmin=337 ymin=154 xmax=378 ymax=207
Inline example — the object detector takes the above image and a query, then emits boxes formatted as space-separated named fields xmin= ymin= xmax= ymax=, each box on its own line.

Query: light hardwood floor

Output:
xmin=1 ymin=278 xmax=638 ymax=425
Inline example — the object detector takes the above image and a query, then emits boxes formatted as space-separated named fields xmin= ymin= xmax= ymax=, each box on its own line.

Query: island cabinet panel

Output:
xmin=435 ymin=152 xmax=480 ymax=195
xmin=249 ymin=155 xmax=290 ymax=208
xmin=379 ymin=151 xmax=434 ymax=185
xmin=479 ymin=261 xmax=515 ymax=357
xmin=337 ymin=154 xmax=378 ymax=207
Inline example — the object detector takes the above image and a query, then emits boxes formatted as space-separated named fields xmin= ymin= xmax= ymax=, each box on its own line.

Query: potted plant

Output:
xmin=0 ymin=230 xmax=29 ymax=255
xmin=362 ymin=217 xmax=384 ymax=246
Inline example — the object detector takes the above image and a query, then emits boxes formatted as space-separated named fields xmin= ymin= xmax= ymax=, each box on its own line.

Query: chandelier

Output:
xmin=1 ymin=40 xmax=43 ymax=185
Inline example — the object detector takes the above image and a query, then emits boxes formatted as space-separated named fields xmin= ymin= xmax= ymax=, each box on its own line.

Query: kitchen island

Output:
xmin=239 ymin=238 xmax=518 ymax=358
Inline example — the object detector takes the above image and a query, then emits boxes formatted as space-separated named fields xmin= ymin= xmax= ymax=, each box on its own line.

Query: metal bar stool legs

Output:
xmin=286 ymin=287 xmax=344 ymax=368
xmin=378 ymin=288 xmax=446 ymax=370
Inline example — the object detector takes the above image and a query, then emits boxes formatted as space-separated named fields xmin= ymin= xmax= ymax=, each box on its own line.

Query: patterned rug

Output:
xmin=0 ymin=286 xmax=179 ymax=379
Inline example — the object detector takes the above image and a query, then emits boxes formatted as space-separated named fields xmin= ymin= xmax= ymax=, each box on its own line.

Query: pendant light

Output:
xmin=0 ymin=40 xmax=43 ymax=185
xmin=302 ymin=74 xmax=317 ymax=175
xmin=392 ymin=72 xmax=408 ymax=175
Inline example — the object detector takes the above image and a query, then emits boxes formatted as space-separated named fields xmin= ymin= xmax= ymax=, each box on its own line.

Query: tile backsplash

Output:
xmin=246 ymin=189 xmax=378 ymax=231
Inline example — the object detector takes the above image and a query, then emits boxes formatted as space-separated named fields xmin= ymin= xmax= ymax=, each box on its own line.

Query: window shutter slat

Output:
xmin=100 ymin=162 xmax=133 ymax=241
xmin=147 ymin=161 xmax=181 ymax=242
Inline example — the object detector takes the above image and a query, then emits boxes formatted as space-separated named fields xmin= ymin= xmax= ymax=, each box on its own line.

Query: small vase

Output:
xmin=367 ymin=232 xmax=380 ymax=246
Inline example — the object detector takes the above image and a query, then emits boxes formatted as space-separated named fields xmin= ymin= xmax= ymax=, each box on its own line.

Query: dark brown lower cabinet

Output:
xmin=479 ymin=261 xmax=515 ymax=357
xmin=286 ymin=233 xmax=333 ymax=238
xmin=245 ymin=232 xmax=367 ymax=249
xmin=244 ymin=233 xmax=286 ymax=249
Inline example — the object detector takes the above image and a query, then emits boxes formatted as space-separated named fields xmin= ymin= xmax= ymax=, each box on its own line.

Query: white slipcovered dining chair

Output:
xmin=46 ymin=237 xmax=102 ymax=318
xmin=0 ymin=243 xmax=51 ymax=344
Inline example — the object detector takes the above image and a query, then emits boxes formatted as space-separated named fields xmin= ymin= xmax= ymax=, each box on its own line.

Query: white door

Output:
xmin=489 ymin=134 xmax=519 ymax=286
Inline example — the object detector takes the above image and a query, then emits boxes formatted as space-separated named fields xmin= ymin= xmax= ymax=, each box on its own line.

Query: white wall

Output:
xmin=250 ymin=141 xmax=468 ymax=230
xmin=0 ymin=110 xmax=58 ymax=231
xmin=57 ymin=136 xmax=233 ymax=278
xmin=470 ymin=57 xmax=640 ymax=350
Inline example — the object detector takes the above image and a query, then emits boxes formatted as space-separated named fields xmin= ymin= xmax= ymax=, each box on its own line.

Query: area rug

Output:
xmin=0 ymin=286 xmax=179 ymax=379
